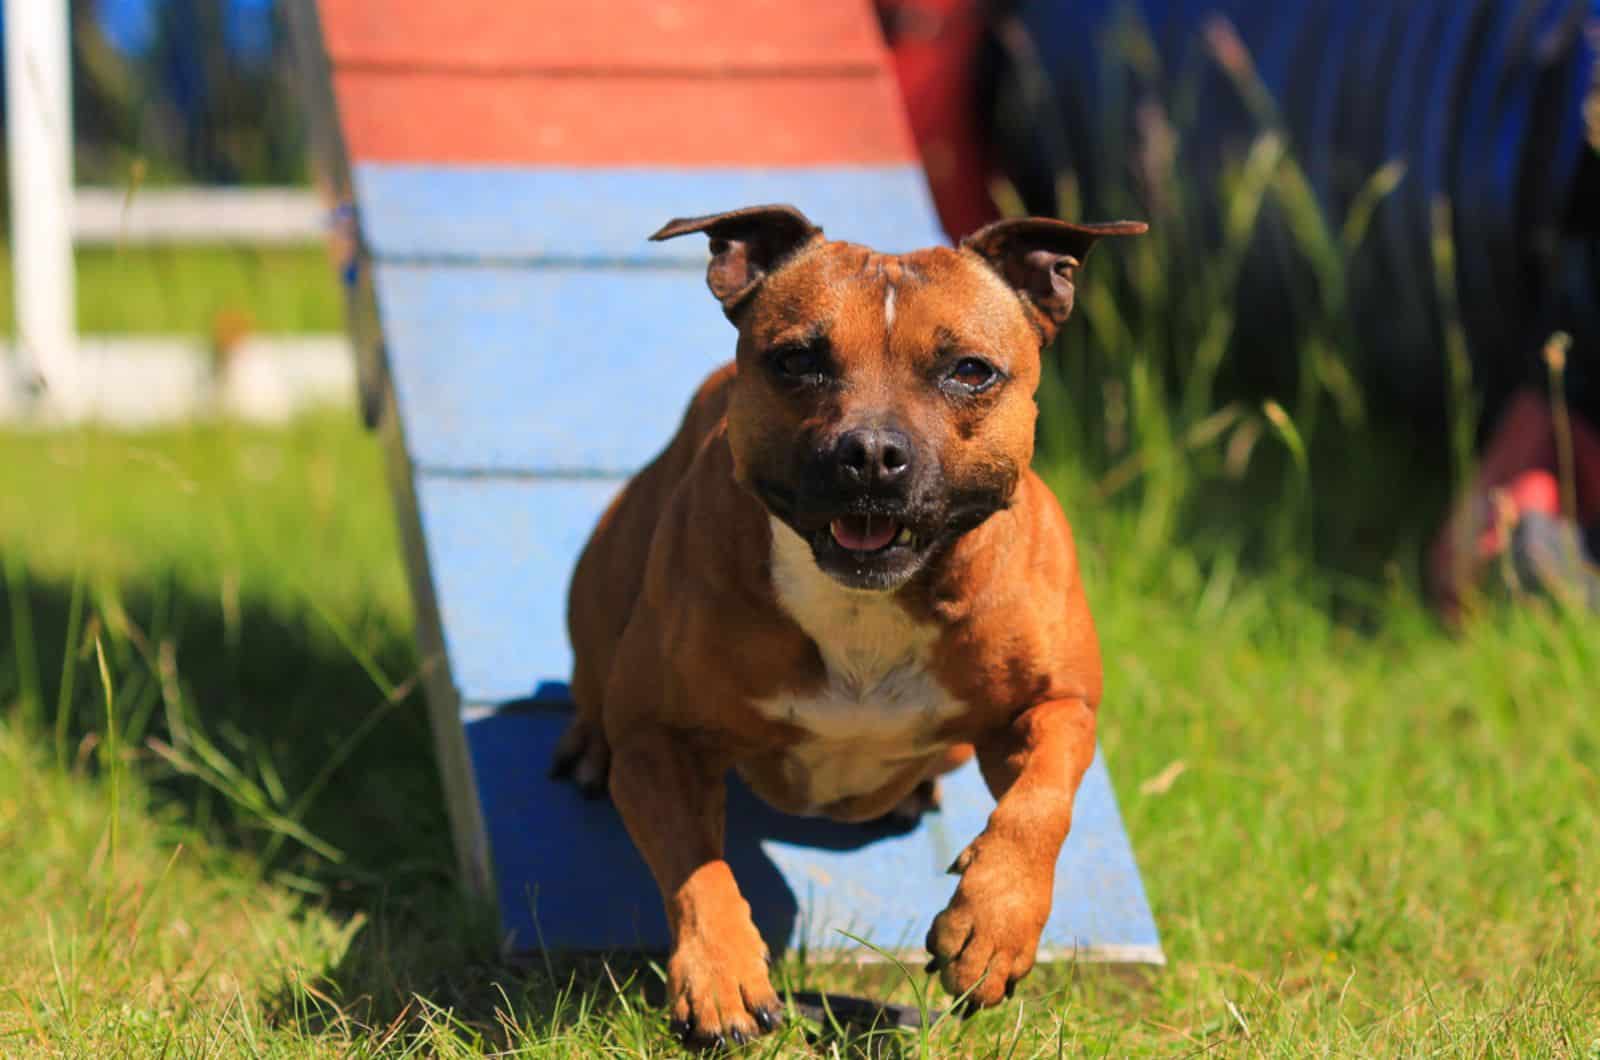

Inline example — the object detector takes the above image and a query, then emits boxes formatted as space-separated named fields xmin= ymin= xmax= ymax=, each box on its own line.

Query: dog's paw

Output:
xmin=548 ymin=717 xmax=610 ymax=798
xmin=667 ymin=924 xmax=784 ymax=1050
xmin=881 ymin=778 xmax=942 ymax=827
xmin=924 ymin=842 xmax=1051 ymax=1012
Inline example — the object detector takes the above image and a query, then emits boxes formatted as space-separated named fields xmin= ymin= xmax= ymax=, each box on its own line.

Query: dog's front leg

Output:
xmin=926 ymin=697 xmax=1097 ymax=1009
xmin=609 ymin=735 xmax=784 ymax=1047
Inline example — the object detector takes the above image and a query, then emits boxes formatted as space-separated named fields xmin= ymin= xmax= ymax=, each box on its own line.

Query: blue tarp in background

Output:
xmin=1 ymin=0 xmax=298 ymax=184
xmin=95 ymin=0 xmax=275 ymax=59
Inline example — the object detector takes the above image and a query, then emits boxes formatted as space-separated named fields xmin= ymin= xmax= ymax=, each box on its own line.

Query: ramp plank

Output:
xmin=320 ymin=0 xmax=884 ymax=73
xmin=415 ymin=476 xmax=621 ymax=704
xmin=333 ymin=70 xmax=917 ymax=166
xmin=376 ymin=263 xmax=730 ymax=475
xmin=354 ymin=164 xmax=947 ymax=264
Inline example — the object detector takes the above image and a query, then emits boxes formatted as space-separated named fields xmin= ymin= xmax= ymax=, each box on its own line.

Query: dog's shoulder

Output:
xmin=920 ymin=471 xmax=1103 ymax=718
xmin=567 ymin=361 xmax=740 ymax=703
xmin=676 ymin=360 xmax=738 ymax=446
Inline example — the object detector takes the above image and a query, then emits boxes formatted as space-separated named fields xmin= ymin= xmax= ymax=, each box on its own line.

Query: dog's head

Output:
xmin=652 ymin=204 xmax=1145 ymax=591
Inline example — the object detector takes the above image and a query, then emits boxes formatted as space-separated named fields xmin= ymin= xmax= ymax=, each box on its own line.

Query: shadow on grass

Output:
xmin=0 ymin=568 xmax=561 ymax=1038
xmin=1 ymin=569 xmax=444 ymax=883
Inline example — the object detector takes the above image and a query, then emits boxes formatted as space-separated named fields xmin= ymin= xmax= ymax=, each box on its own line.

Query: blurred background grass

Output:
xmin=0 ymin=244 xmax=339 ymax=335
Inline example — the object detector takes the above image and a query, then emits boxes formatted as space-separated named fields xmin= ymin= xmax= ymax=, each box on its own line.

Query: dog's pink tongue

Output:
xmin=830 ymin=515 xmax=898 ymax=552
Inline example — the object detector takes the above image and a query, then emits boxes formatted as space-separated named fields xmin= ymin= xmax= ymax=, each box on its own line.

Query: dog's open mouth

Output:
xmin=828 ymin=514 xmax=915 ymax=553
xmin=753 ymin=480 xmax=936 ymax=589
xmin=806 ymin=512 xmax=928 ymax=590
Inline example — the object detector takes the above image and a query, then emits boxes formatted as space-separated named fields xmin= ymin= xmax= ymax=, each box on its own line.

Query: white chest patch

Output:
xmin=754 ymin=519 xmax=966 ymax=811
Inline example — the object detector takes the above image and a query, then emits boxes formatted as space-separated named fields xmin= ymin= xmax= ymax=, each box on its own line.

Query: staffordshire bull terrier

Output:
xmin=552 ymin=203 xmax=1145 ymax=1048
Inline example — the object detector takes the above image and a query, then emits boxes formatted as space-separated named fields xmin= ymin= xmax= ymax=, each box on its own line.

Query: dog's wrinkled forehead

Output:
xmin=743 ymin=241 xmax=1036 ymax=354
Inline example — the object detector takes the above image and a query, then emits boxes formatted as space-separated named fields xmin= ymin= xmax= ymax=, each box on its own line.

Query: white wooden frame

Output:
xmin=5 ymin=0 xmax=76 ymax=412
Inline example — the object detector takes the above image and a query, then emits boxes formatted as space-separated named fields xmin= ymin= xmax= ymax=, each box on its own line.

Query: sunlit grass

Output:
xmin=0 ymin=243 xmax=341 ymax=338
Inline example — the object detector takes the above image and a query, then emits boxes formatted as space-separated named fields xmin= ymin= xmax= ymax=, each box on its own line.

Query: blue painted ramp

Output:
xmin=294 ymin=0 xmax=1161 ymax=966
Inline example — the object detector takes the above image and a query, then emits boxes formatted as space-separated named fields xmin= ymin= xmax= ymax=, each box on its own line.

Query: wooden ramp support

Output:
xmin=291 ymin=0 xmax=1162 ymax=963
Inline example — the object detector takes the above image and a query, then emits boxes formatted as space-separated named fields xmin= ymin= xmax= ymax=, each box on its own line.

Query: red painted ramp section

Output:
xmin=333 ymin=72 xmax=917 ymax=166
xmin=320 ymin=0 xmax=884 ymax=71
xmin=319 ymin=0 xmax=921 ymax=166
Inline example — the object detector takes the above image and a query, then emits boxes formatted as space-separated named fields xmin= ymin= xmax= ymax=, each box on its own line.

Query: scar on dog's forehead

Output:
xmin=749 ymin=244 xmax=895 ymax=332
xmin=883 ymin=246 xmax=1038 ymax=347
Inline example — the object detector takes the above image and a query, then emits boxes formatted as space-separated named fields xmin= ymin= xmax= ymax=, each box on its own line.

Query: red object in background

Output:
xmin=1472 ymin=390 xmax=1600 ymax=528
xmin=1431 ymin=388 xmax=1600 ymax=617
xmin=1476 ymin=469 xmax=1560 ymax=559
xmin=1507 ymin=469 xmax=1561 ymax=520
xmin=879 ymin=0 xmax=1001 ymax=240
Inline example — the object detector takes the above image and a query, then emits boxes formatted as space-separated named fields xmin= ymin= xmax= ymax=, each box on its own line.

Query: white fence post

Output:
xmin=6 ymin=0 xmax=77 ymax=415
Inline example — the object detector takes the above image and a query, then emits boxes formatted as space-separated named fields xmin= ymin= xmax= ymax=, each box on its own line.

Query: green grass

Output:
xmin=0 ymin=244 xmax=342 ymax=338
xmin=0 ymin=414 xmax=1595 ymax=1056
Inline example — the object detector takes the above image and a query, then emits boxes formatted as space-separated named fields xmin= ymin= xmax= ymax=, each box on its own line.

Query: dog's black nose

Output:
xmin=833 ymin=426 xmax=913 ymax=490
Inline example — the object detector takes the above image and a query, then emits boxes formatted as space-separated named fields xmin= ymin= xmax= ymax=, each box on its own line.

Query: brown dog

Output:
xmin=553 ymin=204 xmax=1144 ymax=1047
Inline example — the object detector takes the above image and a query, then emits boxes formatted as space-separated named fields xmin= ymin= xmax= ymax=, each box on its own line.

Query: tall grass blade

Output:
xmin=54 ymin=572 xmax=87 ymax=770
xmin=1430 ymin=197 xmax=1480 ymax=610
xmin=1543 ymin=332 xmax=1578 ymax=522
xmin=94 ymin=634 xmax=121 ymax=943
xmin=1341 ymin=160 xmax=1407 ymax=253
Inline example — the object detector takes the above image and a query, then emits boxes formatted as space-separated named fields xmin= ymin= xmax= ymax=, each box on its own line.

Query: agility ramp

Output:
xmin=289 ymin=0 xmax=1161 ymax=963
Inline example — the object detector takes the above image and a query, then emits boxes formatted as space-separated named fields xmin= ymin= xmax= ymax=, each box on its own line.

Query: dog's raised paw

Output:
xmin=925 ymin=843 xmax=1051 ymax=1011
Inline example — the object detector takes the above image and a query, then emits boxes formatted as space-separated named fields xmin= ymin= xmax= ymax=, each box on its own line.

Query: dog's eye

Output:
xmin=769 ymin=342 xmax=830 ymax=381
xmin=947 ymin=357 xmax=999 ymax=391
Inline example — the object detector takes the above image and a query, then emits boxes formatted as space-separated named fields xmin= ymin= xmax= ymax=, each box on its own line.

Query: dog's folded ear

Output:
xmin=651 ymin=205 xmax=823 ymax=319
xmin=962 ymin=217 xmax=1147 ymax=343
